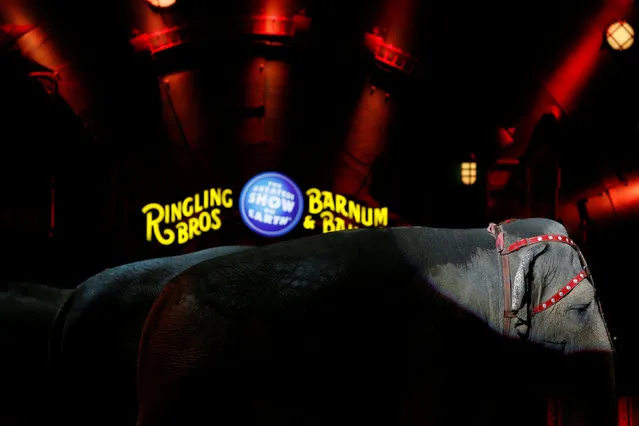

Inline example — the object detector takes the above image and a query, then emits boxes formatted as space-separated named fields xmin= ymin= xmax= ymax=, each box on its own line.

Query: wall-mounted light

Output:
xmin=605 ymin=20 xmax=634 ymax=50
xmin=146 ymin=0 xmax=176 ymax=8
xmin=461 ymin=161 xmax=477 ymax=185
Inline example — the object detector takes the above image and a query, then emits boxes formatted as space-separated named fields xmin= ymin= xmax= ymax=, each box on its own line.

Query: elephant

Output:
xmin=0 ymin=282 xmax=72 ymax=426
xmin=47 ymin=245 xmax=253 ymax=426
xmin=135 ymin=218 xmax=615 ymax=426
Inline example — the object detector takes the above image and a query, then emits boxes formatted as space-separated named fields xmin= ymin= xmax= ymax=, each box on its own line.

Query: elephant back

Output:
xmin=0 ymin=282 xmax=71 ymax=425
xmin=48 ymin=245 xmax=252 ymax=426
xmin=48 ymin=287 xmax=76 ymax=369
xmin=134 ymin=229 xmax=578 ymax=426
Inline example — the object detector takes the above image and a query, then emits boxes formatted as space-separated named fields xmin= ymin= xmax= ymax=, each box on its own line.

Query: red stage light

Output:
xmin=130 ymin=26 xmax=189 ymax=55
xmin=364 ymin=31 xmax=416 ymax=75
xmin=246 ymin=15 xmax=295 ymax=37
xmin=373 ymin=43 xmax=415 ymax=74
xmin=497 ymin=127 xmax=515 ymax=146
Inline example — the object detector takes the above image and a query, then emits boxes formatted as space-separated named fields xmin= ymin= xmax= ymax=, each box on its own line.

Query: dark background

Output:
xmin=1 ymin=0 xmax=638 ymax=396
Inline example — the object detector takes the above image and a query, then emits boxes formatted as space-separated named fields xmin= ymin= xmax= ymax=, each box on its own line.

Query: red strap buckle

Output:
xmin=496 ymin=232 xmax=505 ymax=252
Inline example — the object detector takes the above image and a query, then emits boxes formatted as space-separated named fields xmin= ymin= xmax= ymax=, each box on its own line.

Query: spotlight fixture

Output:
xmin=146 ymin=0 xmax=176 ymax=8
xmin=605 ymin=20 xmax=634 ymax=50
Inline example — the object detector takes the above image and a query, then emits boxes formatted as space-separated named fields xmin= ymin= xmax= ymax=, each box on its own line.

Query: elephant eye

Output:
xmin=569 ymin=302 xmax=591 ymax=313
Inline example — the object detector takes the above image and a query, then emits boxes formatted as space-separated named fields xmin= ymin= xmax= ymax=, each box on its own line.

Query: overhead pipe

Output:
xmin=489 ymin=0 xmax=633 ymax=225
xmin=333 ymin=0 xmax=418 ymax=224
xmin=503 ymin=0 xmax=632 ymax=161
xmin=0 ymin=4 xmax=89 ymax=115
xmin=558 ymin=173 xmax=639 ymax=233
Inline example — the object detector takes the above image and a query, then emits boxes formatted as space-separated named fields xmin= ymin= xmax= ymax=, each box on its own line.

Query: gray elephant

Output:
xmin=135 ymin=219 xmax=615 ymax=426
xmin=0 ymin=282 xmax=72 ymax=426
xmin=47 ymin=245 xmax=252 ymax=426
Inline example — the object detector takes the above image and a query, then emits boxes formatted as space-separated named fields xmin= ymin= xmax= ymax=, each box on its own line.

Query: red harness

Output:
xmin=487 ymin=219 xmax=590 ymax=334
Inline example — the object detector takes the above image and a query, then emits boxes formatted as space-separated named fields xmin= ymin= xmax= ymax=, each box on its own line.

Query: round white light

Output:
xmin=606 ymin=20 xmax=634 ymax=51
xmin=146 ymin=0 xmax=176 ymax=8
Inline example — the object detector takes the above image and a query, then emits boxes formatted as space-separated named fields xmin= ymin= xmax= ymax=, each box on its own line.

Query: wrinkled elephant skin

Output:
xmin=47 ymin=245 xmax=252 ymax=426
xmin=136 ymin=220 xmax=615 ymax=426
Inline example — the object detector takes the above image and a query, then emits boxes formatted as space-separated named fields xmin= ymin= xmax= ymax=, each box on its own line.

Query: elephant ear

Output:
xmin=511 ymin=244 xmax=547 ymax=335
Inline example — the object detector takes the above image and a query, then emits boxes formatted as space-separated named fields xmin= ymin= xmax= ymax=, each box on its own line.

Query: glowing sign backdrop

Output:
xmin=239 ymin=171 xmax=304 ymax=237
xmin=142 ymin=172 xmax=391 ymax=243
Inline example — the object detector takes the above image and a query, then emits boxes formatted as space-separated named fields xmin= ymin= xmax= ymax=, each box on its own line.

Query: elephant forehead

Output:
xmin=504 ymin=218 xmax=568 ymax=238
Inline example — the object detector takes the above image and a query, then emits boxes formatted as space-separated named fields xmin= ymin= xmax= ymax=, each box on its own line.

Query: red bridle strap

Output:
xmin=500 ymin=233 xmax=578 ymax=255
xmin=532 ymin=270 xmax=588 ymax=315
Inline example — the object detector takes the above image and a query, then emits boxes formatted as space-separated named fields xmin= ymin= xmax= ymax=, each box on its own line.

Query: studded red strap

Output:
xmin=501 ymin=234 xmax=578 ymax=255
xmin=532 ymin=270 xmax=589 ymax=315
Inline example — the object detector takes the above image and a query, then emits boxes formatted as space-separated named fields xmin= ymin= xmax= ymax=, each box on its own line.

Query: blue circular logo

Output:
xmin=239 ymin=171 xmax=304 ymax=237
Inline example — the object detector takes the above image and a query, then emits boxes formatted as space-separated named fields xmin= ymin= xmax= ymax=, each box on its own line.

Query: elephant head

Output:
xmin=496 ymin=219 xmax=615 ymax=425
xmin=497 ymin=219 xmax=613 ymax=355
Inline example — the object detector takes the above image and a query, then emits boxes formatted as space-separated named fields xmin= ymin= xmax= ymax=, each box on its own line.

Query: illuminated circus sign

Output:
xmin=142 ymin=188 xmax=234 ymax=245
xmin=303 ymin=189 xmax=388 ymax=233
xmin=141 ymin=172 xmax=390 ymax=244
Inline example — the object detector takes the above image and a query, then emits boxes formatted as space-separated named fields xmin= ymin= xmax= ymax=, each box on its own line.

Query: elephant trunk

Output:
xmin=559 ymin=350 xmax=616 ymax=426
xmin=557 ymin=299 xmax=616 ymax=425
